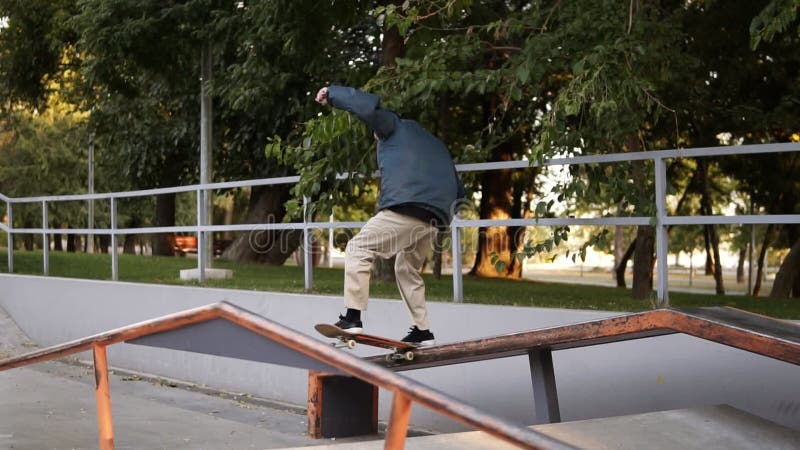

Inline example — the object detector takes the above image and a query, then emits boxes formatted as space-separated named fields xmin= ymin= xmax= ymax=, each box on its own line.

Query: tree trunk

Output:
xmin=123 ymin=235 xmax=137 ymax=254
xmin=792 ymin=273 xmax=800 ymax=298
xmin=753 ymin=224 xmax=775 ymax=297
xmin=710 ymin=228 xmax=725 ymax=294
xmin=470 ymin=138 xmax=524 ymax=278
xmin=703 ymin=226 xmax=714 ymax=275
xmin=432 ymin=229 xmax=445 ymax=280
xmin=123 ymin=216 xmax=142 ymax=255
xmin=613 ymin=224 xmax=624 ymax=281
xmin=615 ymin=238 xmax=636 ymax=288
xmin=23 ymin=218 xmax=33 ymax=250
xmin=53 ymin=223 xmax=63 ymax=251
xmin=769 ymin=235 xmax=800 ymax=298
xmin=632 ymin=226 xmax=655 ymax=299
xmin=628 ymin=136 xmax=654 ymax=299
xmin=222 ymin=194 xmax=235 ymax=241
xmin=221 ymin=185 xmax=301 ymax=264
xmin=372 ymin=257 xmax=396 ymax=282
xmin=736 ymin=246 xmax=746 ymax=284
xmin=152 ymin=193 xmax=176 ymax=256
xmin=98 ymin=234 xmax=110 ymax=254
xmin=698 ymin=160 xmax=724 ymax=294
xmin=793 ymin=268 xmax=800 ymax=298
xmin=67 ymin=227 xmax=76 ymax=252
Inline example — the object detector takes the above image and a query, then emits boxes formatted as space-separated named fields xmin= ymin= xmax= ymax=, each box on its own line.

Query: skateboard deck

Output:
xmin=315 ymin=323 xmax=417 ymax=362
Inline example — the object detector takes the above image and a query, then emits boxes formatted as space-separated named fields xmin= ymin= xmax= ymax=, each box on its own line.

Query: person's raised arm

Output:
xmin=315 ymin=85 xmax=396 ymax=139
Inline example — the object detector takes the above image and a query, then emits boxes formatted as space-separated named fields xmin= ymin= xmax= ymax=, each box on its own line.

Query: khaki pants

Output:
xmin=344 ymin=210 xmax=437 ymax=330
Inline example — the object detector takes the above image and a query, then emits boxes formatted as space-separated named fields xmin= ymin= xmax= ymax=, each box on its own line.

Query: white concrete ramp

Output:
xmin=282 ymin=405 xmax=800 ymax=450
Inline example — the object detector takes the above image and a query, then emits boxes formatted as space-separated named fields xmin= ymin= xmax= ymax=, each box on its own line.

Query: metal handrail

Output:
xmin=2 ymin=142 xmax=800 ymax=303
xmin=366 ymin=307 xmax=800 ymax=370
xmin=0 ymin=301 xmax=577 ymax=450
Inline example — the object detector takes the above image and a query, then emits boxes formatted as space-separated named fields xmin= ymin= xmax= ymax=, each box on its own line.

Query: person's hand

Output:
xmin=315 ymin=87 xmax=329 ymax=105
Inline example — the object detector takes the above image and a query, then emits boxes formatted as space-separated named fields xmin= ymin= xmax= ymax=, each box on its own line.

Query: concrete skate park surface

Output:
xmin=3 ymin=293 xmax=800 ymax=449
xmin=1 ymin=274 xmax=799 ymax=438
xmin=281 ymin=405 xmax=800 ymax=450
xmin=0 ymin=303 xmax=382 ymax=450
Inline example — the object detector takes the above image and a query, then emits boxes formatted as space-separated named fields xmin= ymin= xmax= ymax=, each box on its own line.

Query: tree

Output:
xmin=0 ymin=100 xmax=88 ymax=248
xmin=0 ymin=0 xmax=78 ymax=111
xmin=216 ymin=0 xmax=380 ymax=264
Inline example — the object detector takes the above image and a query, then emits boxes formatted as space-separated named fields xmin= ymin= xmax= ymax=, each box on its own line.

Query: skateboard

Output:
xmin=315 ymin=323 xmax=417 ymax=362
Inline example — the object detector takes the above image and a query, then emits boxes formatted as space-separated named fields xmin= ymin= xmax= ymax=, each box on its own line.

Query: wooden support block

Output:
xmin=308 ymin=371 xmax=378 ymax=439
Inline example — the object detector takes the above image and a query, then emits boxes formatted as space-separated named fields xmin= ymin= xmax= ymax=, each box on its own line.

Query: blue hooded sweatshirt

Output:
xmin=327 ymin=86 xmax=465 ymax=225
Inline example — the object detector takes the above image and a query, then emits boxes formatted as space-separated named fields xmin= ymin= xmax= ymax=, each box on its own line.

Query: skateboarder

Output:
xmin=315 ymin=85 xmax=465 ymax=346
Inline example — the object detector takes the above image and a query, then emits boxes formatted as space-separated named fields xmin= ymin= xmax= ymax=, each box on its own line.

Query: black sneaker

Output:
xmin=401 ymin=326 xmax=435 ymax=347
xmin=334 ymin=315 xmax=363 ymax=334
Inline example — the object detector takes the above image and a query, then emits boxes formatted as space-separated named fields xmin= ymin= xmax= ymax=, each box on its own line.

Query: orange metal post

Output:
xmin=93 ymin=343 xmax=115 ymax=450
xmin=384 ymin=392 xmax=412 ymax=450
xmin=308 ymin=371 xmax=324 ymax=438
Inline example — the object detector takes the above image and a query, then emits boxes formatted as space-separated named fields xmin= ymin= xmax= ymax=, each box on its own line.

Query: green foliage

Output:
xmin=73 ymin=0 xmax=211 ymax=188
xmin=0 ymin=0 xmax=78 ymax=109
xmin=0 ymin=102 xmax=88 ymax=227
xmin=1 ymin=0 xmax=799 ymax=288
xmin=750 ymin=0 xmax=800 ymax=49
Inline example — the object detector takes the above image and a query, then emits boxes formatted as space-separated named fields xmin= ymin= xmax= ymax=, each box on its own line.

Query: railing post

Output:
xmin=196 ymin=188 xmax=206 ymax=283
xmin=328 ymin=213 xmax=334 ymax=268
xmin=303 ymin=195 xmax=313 ymax=292
xmin=110 ymin=197 xmax=118 ymax=281
xmin=6 ymin=201 xmax=13 ymax=273
xmin=528 ymin=349 xmax=561 ymax=424
xmin=93 ymin=343 xmax=115 ymax=450
xmin=451 ymin=215 xmax=463 ymax=303
xmin=654 ymin=157 xmax=669 ymax=306
xmin=42 ymin=200 xmax=49 ymax=276
xmin=384 ymin=392 xmax=412 ymax=450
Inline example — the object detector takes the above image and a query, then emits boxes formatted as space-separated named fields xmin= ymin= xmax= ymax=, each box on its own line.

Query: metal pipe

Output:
xmin=6 ymin=202 xmax=12 ymax=273
xmin=328 ymin=213 xmax=334 ymax=268
xmin=654 ymin=157 xmax=669 ymax=306
xmin=384 ymin=393 xmax=412 ymax=450
xmin=200 ymin=41 xmax=213 ymax=271
xmin=451 ymin=216 xmax=463 ymax=303
xmin=92 ymin=344 xmax=115 ymax=450
xmin=110 ymin=198 xmax=118 ymax=281
xmin=303 ymin=196 xmax=313 ymax=292
xmin=3 ymin=142 xmax=800 ymax=205
xmin=87 ymin=129 xmax=95 ymax=254
xmin=197 ymin=189 xmax=206 ymax=283
xmin=42 ymin=200 xmax=49 ymax=276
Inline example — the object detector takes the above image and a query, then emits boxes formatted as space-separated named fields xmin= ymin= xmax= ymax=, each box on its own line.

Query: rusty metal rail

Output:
xmin=367 ymin=307 xmax=800 ymax=371
xmin=0 ymin=302 xmax=577 ymax=450
xmin=364 ymin=306 xmax=799 ymax=425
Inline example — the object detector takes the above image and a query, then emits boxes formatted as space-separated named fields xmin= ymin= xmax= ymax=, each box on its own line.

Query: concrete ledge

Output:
xmin=179 ymin=268 xmax=233 ymax=281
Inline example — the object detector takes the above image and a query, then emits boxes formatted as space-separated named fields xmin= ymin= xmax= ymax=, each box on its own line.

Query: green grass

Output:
xmin=2 ymin=249 xmax=799 ymax=319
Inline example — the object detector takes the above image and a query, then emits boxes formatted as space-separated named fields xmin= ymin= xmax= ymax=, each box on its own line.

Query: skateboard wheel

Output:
xmin=404 ymin=351 xmax=414 ymax=361
xmin=385 ymin=354 xmax=393 ymax=363
xmin=346 ymin=339 xmax=356 ymax=349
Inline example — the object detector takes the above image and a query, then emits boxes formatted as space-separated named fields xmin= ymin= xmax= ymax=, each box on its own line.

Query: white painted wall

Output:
xmin=1 ymin=274 xmax=798 ymax=433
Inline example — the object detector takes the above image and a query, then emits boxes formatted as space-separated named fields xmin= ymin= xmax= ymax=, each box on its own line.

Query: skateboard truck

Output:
xmin=330 ymin=337 xmax=414 ymax=361
xmin=385 ymin=350 xmax=415 ymax=362
xmin=332 ymin=337 xmax=357 ymax=349
xmin=316 ymin=323 xmax=417 ymax=362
